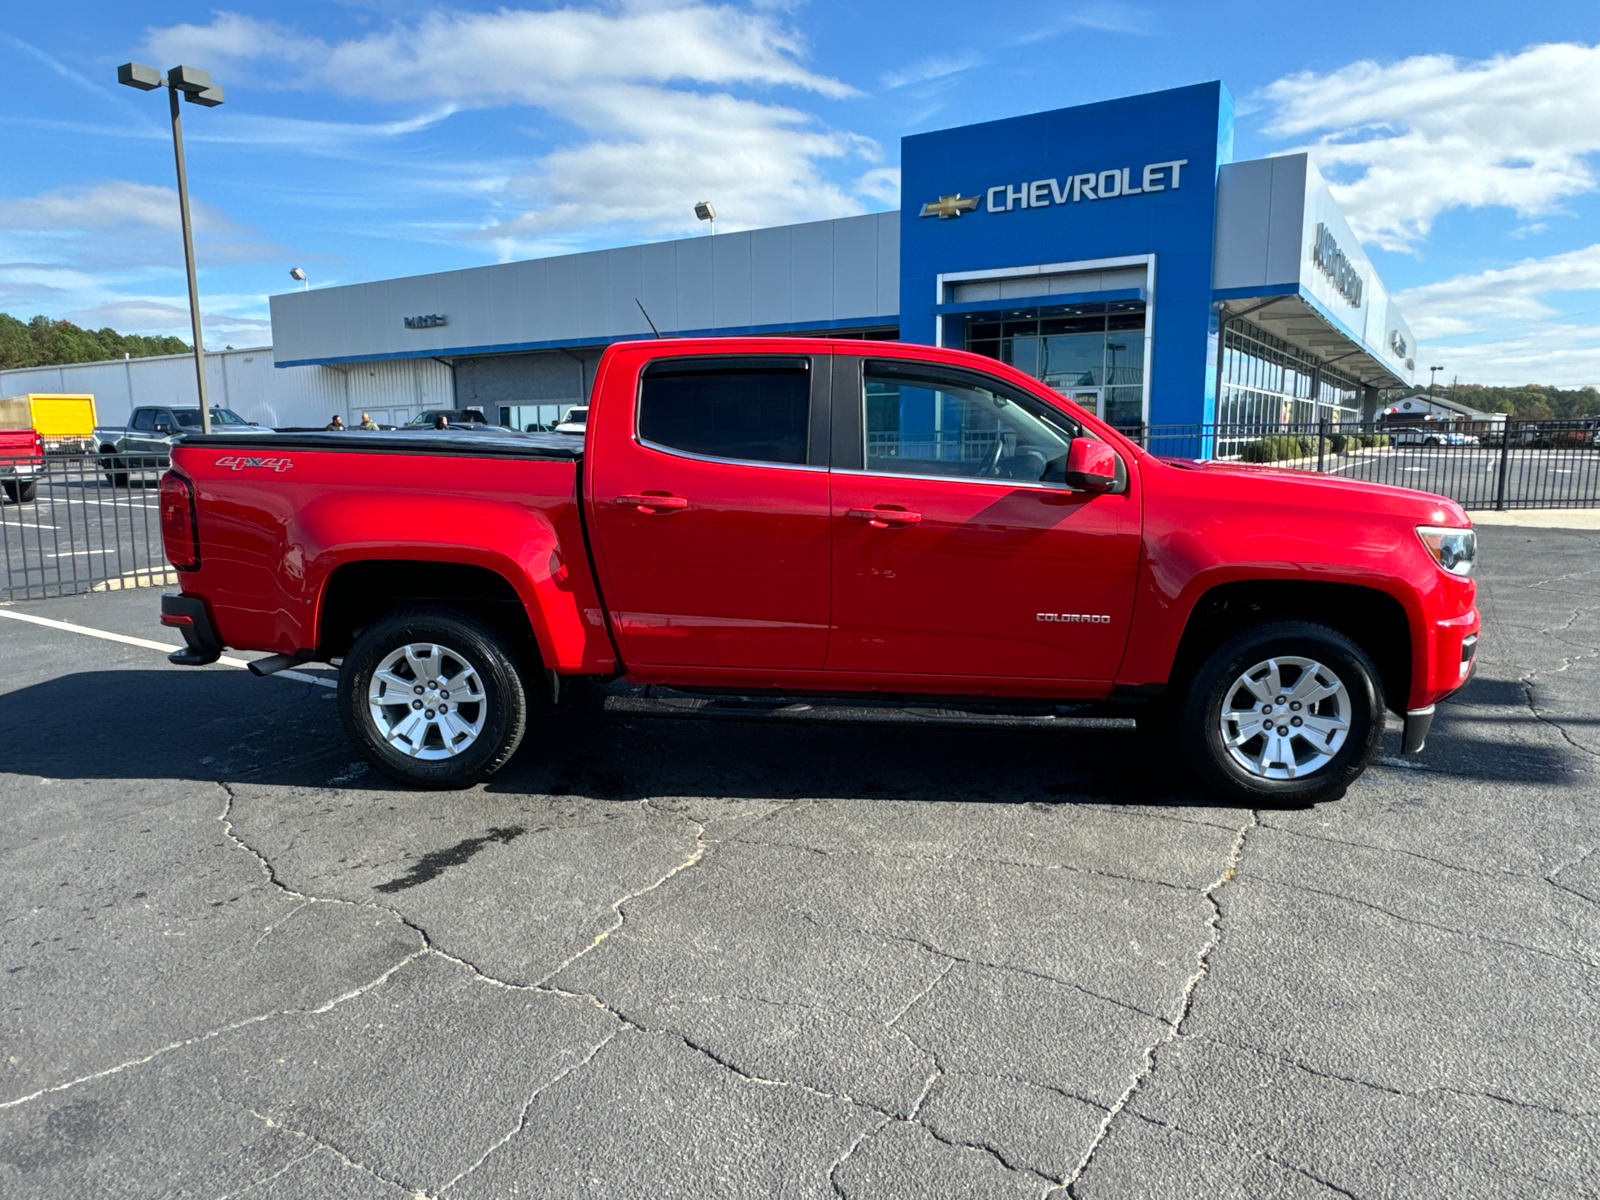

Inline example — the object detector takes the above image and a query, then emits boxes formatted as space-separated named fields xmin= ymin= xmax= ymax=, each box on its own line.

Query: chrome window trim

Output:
xmin=635 ymin=437 xmax=827 ymax=474
xmin=830 ymin=466 xmax=1083 ymax=493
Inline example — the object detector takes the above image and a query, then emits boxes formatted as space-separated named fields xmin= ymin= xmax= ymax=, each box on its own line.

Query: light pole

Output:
xmin=694 ymin=201 xmax=716 ymax=236
xmin=118 ymin=62 xmax=224 ymax=435
xmin=1429 ymin=365 xmax=1443 ymax=399
xmin=290 ymin=267 xmax=308 ymax=291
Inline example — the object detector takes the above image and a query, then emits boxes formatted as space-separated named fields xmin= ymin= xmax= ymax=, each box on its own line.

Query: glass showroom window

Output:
xmin=1217 ymin=319 xmax=1361 ymax=429
xmin=961 ymin=301 xmax=1146 ymax=428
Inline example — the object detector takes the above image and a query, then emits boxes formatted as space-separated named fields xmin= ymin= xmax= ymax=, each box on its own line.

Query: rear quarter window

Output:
xmin=638 ymin=359 xmax=811 ymax=466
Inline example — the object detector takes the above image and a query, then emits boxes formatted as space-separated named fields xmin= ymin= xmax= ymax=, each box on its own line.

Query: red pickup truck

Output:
xmin=158 ymin=338 xmax=1478 ymax=804
xmin=1 ymin=427 xmax=45 ymax=503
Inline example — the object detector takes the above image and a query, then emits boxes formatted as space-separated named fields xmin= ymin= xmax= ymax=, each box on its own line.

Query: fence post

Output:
xmin=1495 ymin=419 xmax=1512 ymax=511
xmin=1317 ymin=414 xmax=1328 ymax=473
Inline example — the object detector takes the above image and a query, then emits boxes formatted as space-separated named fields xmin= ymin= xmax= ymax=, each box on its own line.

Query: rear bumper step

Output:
xmin=161 ymin=593 xmax=222 ymax=666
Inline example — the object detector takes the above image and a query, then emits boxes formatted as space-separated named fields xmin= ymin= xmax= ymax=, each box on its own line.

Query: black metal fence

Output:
xmin=1 ymin=422 xmax=1596 ymax=602
xmin=1130 ymin=419 xmax=1600 ymax=511
xmin=1 ymin=453 xmax=173 ymax=602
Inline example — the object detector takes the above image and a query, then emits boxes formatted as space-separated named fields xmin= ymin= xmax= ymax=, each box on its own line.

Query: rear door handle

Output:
xmin=616 ymin=493 xmax=688 ymax=512
xmin=848 ymin=507 xmax=921 ymax=527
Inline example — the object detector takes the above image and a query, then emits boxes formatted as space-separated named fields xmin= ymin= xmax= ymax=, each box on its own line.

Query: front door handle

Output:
xmin=848 ymin=507 xmax=921 ymax=528
xmin=616 ymin=493 xmax=688 ymax=512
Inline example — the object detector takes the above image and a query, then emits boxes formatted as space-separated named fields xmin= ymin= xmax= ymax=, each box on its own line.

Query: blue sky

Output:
xmin=3 ymin=1 xmax=1600 ymax=386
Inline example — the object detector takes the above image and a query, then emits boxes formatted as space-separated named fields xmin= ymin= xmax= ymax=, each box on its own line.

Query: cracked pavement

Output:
xmin=2 ymin=526 xmax=1598 ymax=1198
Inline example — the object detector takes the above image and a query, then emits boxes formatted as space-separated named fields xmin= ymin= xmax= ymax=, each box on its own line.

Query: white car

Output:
xmin=1389 ymin=427 xmax=1478 ymax=448
xmin=554 ymin=406 xmax=588 ymax=435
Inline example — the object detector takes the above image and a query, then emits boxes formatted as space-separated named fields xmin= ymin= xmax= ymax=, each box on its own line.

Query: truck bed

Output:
xmin=188 ymin=429 xmax=583 ymax=460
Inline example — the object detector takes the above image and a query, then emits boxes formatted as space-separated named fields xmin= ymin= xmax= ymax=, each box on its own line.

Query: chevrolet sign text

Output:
xmin=986 ymin=160 xmax=1188 ymax=213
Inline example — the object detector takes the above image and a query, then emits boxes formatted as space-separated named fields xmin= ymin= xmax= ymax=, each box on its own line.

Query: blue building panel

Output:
xmin=900 ymin=81 xmax=1233 ymax=425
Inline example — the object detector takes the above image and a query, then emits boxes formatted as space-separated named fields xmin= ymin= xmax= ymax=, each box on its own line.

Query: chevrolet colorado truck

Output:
xmin=157 ymin=338 xmax=1479 ymax=804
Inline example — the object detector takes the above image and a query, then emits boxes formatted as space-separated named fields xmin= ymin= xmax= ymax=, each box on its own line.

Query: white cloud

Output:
xmin=882 ymin=51 xmax=984 ymax=91
xmin=1418 ymin=322 xmax=1600 ymax=390
xmin=1012 ymin=3 xmax=1153 ymax=45
xmin=68 ymin=300 xmax=271 ymax=334
xmin=1396 ymin=244 xmax=1600 ymax=340
xmin=0 ymin=182 xmax=240 ymax=234
xmin=0 ymin=182 xmax=285 ymax=268
xmin=141 ymin=6 xmax=879 ymax=242
xmin=1262 ymin=42 xmax=1600 ymax=253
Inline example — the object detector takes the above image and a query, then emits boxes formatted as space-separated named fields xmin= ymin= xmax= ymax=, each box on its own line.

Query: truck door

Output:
xmin=827 ymin=356 xmax=1142 ymax=684
xmin=587 ymin=353 xmax=831 ymax=670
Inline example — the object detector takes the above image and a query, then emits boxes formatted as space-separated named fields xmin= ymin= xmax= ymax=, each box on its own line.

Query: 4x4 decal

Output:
xmin=215 ymin=455 xmax=293 ymax=472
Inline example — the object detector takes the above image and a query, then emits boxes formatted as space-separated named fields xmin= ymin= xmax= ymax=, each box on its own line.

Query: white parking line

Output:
xmin=0 ymin=609 xmax=336 ymax=688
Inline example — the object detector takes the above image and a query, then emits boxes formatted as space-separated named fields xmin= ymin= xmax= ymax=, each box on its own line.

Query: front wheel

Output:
xmin=1179 ymin=622 xmax=1383 ymax=806
xmin=338 ymin=607 xmax=529 ymax=789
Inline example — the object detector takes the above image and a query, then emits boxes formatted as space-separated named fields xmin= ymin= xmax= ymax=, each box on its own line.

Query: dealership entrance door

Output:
xmin=956 ymin=301 xmax=1147 ymax=428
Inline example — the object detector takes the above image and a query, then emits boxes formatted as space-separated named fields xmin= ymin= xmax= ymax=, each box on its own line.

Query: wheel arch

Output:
xmin=316 ymin=558 xmax=547 ymax=675
xmin=1169 ymin=580 xmax=1412 ymax=715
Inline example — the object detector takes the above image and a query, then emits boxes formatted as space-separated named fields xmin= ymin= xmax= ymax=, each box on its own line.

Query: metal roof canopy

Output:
xmin=1220 ymin=293 xmax=1408 ymax=392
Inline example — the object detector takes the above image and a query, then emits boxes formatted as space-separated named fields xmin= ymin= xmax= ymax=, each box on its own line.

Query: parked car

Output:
xmin=96 ymin=406 xmax=263 ymax=485
xmin=159 ymin=337 xmax=1479 ymax=805
xmin=0 ymin=427 xmax=45 ymax=502
xmin=554 ymin=405 xmax=588 ymax=434
xmin=1388 ymin=426 xmax=1478 ymax=448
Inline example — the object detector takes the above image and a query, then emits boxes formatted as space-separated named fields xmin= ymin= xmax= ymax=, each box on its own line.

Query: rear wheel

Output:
xmin=338 ymin=607 xmax=528 ymax=789
xmin=1179 ymin=621 xmax=1383 ymax=806
xmin=2 ymin=479 xmax=36 ymax=503
xmin=100 ymin=448 xmax=127 ymax=488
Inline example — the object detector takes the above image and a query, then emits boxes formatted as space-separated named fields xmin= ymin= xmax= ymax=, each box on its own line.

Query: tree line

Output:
xmin=0 ymin=313 xmax=190 ymax=372
xmin=1447 ymin=383 xmax=1600 ymax=422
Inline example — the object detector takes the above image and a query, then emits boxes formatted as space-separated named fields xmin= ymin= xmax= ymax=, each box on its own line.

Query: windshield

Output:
xmin=173 ymin=408 xmax=250 ymax=427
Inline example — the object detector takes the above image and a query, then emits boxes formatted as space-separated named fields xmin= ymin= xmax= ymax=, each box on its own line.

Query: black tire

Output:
xmin=100 ymin=449 xmax=127 ymax=488
xmin=338 ymin=607 xmax=529 ymax=789
xmin=1178 ymin=621 xmax=1383 ymax=806
xmin=2 ymin=479 xmax=35 ymax=503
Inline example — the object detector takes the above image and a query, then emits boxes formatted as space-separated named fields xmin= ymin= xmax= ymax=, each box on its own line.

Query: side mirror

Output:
xmin=1063 ymin=437 xmax=1121 ymax=493
xmin=153 ymin=422 xmax=172 ymax=434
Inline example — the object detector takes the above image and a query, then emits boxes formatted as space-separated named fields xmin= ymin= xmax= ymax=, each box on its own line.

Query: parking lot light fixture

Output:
xmin=694 ymin=201 xmax=715 ymax=236
xmin=116 ymin=62 xmax=224 ymax=435
xmin=290 ymin=267 xmax=308 ymax=291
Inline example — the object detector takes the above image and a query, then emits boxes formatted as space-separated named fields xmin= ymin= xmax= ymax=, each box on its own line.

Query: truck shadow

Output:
xmin=0 ymin=669 xmax=1581 ymax=812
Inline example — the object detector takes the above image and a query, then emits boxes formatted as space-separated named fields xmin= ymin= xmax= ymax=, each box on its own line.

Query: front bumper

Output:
xmin=161 ymin=593 xmax=223 ymax=665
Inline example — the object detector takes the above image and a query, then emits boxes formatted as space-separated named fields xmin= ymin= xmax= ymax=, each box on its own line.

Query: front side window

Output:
xmin=862 ymin=361 xmax=1080 ymax=484
xmin=172 ymin=407 xmax=249 ymax=427
xmin=130 ymin=409 xmax=155 ymax=431
xmin=639 ymin=358 xmax=811 ymax=466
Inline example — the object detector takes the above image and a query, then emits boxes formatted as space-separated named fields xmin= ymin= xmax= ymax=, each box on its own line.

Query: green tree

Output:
xmin=0 ymin=312 xmax=190 ymax=371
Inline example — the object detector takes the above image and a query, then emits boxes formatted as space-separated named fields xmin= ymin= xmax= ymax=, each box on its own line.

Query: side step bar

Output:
xmin=603 ymin=692 xmax=1136 ymax=731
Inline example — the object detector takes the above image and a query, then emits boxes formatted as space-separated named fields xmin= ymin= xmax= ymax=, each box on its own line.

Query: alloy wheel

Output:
xmin=1218 ymin=655 xmax=1351 ymax=780
xmin=366 ymin=642 xmax=487 ymax=759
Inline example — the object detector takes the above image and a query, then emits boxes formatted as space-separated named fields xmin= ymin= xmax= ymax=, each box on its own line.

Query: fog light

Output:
xmin=1460 ymin=633 xmax=1478 ymax=678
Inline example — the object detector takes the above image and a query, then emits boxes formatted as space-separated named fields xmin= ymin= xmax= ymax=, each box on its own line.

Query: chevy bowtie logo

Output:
xmin=919 ymin=194 xmax=979 ymax=219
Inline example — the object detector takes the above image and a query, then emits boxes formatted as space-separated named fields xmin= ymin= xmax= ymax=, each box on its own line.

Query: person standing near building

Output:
xmin=325 ymin=414 xmax=345 ymax=430
xmin=358 ymin=412 xmax=378 ymax=430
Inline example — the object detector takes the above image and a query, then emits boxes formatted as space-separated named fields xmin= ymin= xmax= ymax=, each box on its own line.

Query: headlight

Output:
xmin=1416 ymin=525 xmax=1475 ymax=576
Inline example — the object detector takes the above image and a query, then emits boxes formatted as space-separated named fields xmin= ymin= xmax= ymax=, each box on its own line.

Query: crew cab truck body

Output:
xmin=159 ymin=338 xmax=1480 ymax=803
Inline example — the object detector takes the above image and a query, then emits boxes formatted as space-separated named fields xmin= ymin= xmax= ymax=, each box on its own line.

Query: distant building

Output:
xmin=1380 ymin=393 xmax=1507 ymax=435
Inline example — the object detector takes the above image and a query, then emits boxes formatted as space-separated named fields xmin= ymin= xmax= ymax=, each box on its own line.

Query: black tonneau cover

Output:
xmin=180 ymin=428 xmax=583 ymax=461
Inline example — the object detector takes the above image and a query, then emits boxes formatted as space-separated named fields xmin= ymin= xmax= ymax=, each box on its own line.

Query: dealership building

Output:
xmin=7 ymin=82 xmax=1416 ymax=435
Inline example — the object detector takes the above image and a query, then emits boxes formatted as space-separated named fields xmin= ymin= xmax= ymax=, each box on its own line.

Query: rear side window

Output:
xmin=639 ymin=358 xmax=811 ymax=466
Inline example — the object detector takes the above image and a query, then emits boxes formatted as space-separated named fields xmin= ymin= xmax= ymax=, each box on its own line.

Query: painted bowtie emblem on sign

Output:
xmin=215 ymin=455 xmax=293 ymax=472
xmin=919 ymin=194 xmax=980 ymax=219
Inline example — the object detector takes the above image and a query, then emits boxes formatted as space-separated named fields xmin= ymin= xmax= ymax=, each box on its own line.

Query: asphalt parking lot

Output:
xmin=1 ymin=526 xmax=1597 ymax=1199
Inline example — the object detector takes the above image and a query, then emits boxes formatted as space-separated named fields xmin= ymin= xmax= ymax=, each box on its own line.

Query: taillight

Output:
xmin=31 ymin=431 xmax=43 ymax=456
xmin=160 ymin=471 xmax=200 ymax=569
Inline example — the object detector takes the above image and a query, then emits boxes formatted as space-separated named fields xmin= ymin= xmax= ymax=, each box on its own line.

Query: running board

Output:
xmin=603 ymin=692 xmax=1136 ymax=731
